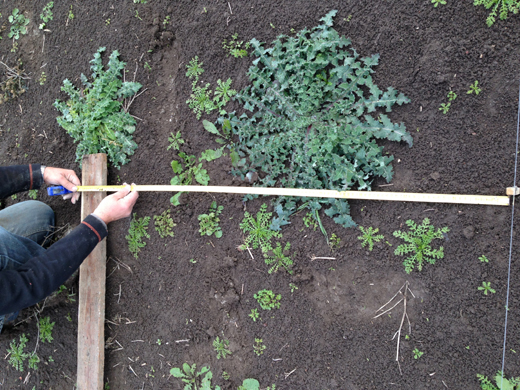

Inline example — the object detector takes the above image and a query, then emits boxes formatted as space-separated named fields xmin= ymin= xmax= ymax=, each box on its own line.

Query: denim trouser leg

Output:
xmin=0 ymin=201 xmax=54 ymax=332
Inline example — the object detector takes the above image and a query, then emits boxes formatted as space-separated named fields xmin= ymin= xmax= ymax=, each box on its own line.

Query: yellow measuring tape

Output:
xmin=76 ymin=185 xmax=511 ymax=206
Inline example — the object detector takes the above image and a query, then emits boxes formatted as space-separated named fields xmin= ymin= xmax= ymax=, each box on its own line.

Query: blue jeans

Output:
xmin=0 ymin=201 xmax=54 ymax=333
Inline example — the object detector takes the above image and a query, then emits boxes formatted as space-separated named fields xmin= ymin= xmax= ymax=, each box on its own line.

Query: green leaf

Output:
xmin=202 ymin=120 xmax=221 ymax=136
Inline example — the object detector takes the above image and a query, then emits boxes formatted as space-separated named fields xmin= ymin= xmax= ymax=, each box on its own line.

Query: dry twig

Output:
xmin=374 ymin=281 xmax=415 ymax=375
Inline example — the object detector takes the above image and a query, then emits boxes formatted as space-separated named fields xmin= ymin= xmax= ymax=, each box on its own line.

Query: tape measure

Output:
xmin=47 ymin=185 xmax=511 ymax=206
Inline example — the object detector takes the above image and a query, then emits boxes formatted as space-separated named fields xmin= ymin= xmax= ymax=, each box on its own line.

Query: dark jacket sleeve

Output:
xmin=0 ymin=215 xmax=108 ymax=315
xmin=0 ymin=165 xmax=44 ymax=199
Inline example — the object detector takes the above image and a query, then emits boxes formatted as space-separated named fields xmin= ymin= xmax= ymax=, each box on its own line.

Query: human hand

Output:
xmin=92 ymin=184 xmax=139 ymax=224
xmin=43 ymin=167 xmax=81 ymax=204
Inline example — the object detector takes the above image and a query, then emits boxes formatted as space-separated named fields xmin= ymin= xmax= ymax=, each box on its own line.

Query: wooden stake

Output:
xmin=78 ymin=154 xmax=107 ymax=390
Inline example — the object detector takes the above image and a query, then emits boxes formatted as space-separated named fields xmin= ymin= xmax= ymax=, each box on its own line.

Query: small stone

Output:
xmin=430 ymin=172 xmax=440 ymax=180
xmin=463 ymin=226 xmax=475 ymax=239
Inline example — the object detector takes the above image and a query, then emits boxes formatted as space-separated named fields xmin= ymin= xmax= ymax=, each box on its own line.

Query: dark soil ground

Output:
xmin=1 ymin=1 xmax=520 ymax=389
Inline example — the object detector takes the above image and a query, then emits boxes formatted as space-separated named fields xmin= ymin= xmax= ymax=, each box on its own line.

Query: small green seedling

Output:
xmin=393 ymin=218 xmax=449 ymax=273
xmin=238 ymin=379 xmax=260 ymax=390
xmin=144 ymin=62 xmax=152 ymax=71
xmin=170 ymin=363 xmax=221 ymax=390
xmin=264 ymin=242 xmax=293 ymax=274
xmin=187 ymin=82 xmax=215 ymax=120
xmin=439 ymin=102 xmax=451 ymax=114
xmin=213 ymin=78 xmax=237 ymax=113
xmin=156 ymin=339 xmax=162 ymax=346
xmin=474 ymin=0 xmax=520 ymax=26
xmin=167 ymin=131 xmax=185 ymax=151
xmin=479 ymin=255 xmax=489 ymax=263
xmin=289 ymin=283 xmax=298 ymax=293
xmin=431 ymin=0 xmax=447 ymax=6
xmin=222 ymin=33 xmax=251 ymax=58
xmin=303 ymin=212 xmax=318 ymax=231
xmin=254 ymin=338 xmax=266 ymax=356
xmin=213 ymin=336 xmax=231 ymax=359
xmin=447 ymin=91 xmax=457 ymax=101
xmin=8 ymin=9 xmax=29 ymax=40
xmin=7 ymin=334 xmax=29 ymax=371
xmin=254 ymin=289 xmax=281 ymax=310
xmin=468 ymin=80 xmax=482 ymax=95
xmin=240 ymin=204 xmax=282 ymax=253
xmin=170 ymin=152 xmax=210 ymax=205
xmin=39 ymin=1 xmax=54 ymax=29
xmin=329 ymin=233 xmax=341 ymax=250
xmin=222 ymin=371 xmax=230 ymax=380
xmin=198 ymin=201 xmax=223 ymax=238
xmin=28 ymin=189 xmax=38 ymax=200
xmin=413 ymin=348 xmax=424 ymax=359
xmin=477 ymin=371 xmax=520 ymax=390
xmin=67 ymin=5 xmax=74 ymax=21
xmin=249 ymin=308 xmax=260 ymax=322
xmin=186 ymin=56 xmax=204 ymax=82
xmin=39 ymin=316 xmax=55 ymax=343
xmin=126 ymin=214 xmax=151 ymax=258
xmin=478 ymin=281 xmax=496 ymax=295
xmin=154 ymin=209 xmax=176 ymax=238
xmin=39 ymin=72 xmax=47 ymax=86
xmin=357 ymin=226 xmax=384 ymax=251
xmin=163 ymin=15 xmax=171 ymax=26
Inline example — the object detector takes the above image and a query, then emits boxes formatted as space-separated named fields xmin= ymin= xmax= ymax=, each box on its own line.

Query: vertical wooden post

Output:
xmin=78 ymin=153 xmax=107 ymax=390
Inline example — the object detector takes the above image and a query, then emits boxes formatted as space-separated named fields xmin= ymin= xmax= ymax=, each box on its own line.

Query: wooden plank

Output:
xmin=78 ymin=153 xmax=107 ymax=390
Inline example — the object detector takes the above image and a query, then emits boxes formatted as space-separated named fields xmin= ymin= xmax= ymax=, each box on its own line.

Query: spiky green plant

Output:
xmin=393 ymin=218 xmax=449 ymax=273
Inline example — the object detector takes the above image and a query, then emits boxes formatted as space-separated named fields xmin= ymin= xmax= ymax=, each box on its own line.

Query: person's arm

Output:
xmin=0 ymin=185 xmax=138 ymax=316
xmin=0 ymin=215 xmax=107 ymax=315
xmin=0 ymin=165 xmax=44 ymax=199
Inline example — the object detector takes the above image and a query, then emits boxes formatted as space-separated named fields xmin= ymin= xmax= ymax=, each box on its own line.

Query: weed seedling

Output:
xmin=54 ymin=47 xmax=142 ymax=168
xmin=39 ymin=316 xmax=55 ymax=343
xmin=477 ymin=371 xmax=520 ymax=389
xmin=254 ymin=289 xmax=281 ymax=310
xmin=7 ymin=334 xmax=29 ymax=371
xmin=222 ymin=33 xmax=251 ymax=58
xmin=39 ymin=72 xmax=47 ymax=86
xmin=125 ymin=214 xmax=151 ymax=258
xmin=303 ymin=212 xmax=318 ymax=231
xmin=39 ymin=2 xmax=54 ymax=29
xmin=170 ymin=363 xmax=219 ymax=389
xmin=479 ymin=255 xmax=489 ymax=263
xmin=213 ymin=336 xmax=232 ymax=359
xmin=154 ymin=209 xmax=176 ymax=238
xmin=254 ymin=338 xmax=266 ymax=356
xmin=222 ymin=371 xmax=230 ymax=380
xmin=238 ymin=379 xmax=261 ymax=390
xmin=156 ymin=339 xmax=162 ymax=345
xmin=28 ymin=189 xmax=38 ymax=200
xmin=186 ymin=56 xmax=204 ymax=82
xmin=144 ymin=62 xmax=152 ymax=71
xmin=447 ymin=90 xmax=457 ymax=101
xmin=439 ymin=102 xmax=451 ymax=114
xmin=187 ymin=83 xmax=216 ymax=119
xmin=249 ymin=308 xmax=260 ymax=322
xmin=431 ymin=0 xmax=447 ymax=6
xmin=8 ymin=9 xmax=29 ymax=40
xmin=289 ymin=283 xmax=298 ymax=293
xmin=213 ymin=78 xmax=237 ymax=113
xmin=478 ymin=281 xmax=496 ymax=295
xmin=67 ymin=5 xmax=74 ymax=21
xmin=329 ymin=233 xmax=341 ymax=251
xmin=170 ymin=152 xmax=210 ymax=205
xmin=264 ymin=242 xmax=293 ymax=274
xmin=240 ymin=204 xmax=282 ymax=253
xmin=413 ymin=348 xmax=424 ymax=359
xmin=167 ymin=131 xmax=185 ymax=151
xmin=163 ymin=15 xmax=171 ymax=26
xmin=474 ymin=0 xmax=520 ymax=26
xmin=468 ymin=80 xmax=482 ymax=95
xmin=393 ymin=218 xmax=449 ymax=273
xmin=198 ymin=201 xmax=223 ymax=238
xmin=358 ymin=226 xmax=384 ymax=251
